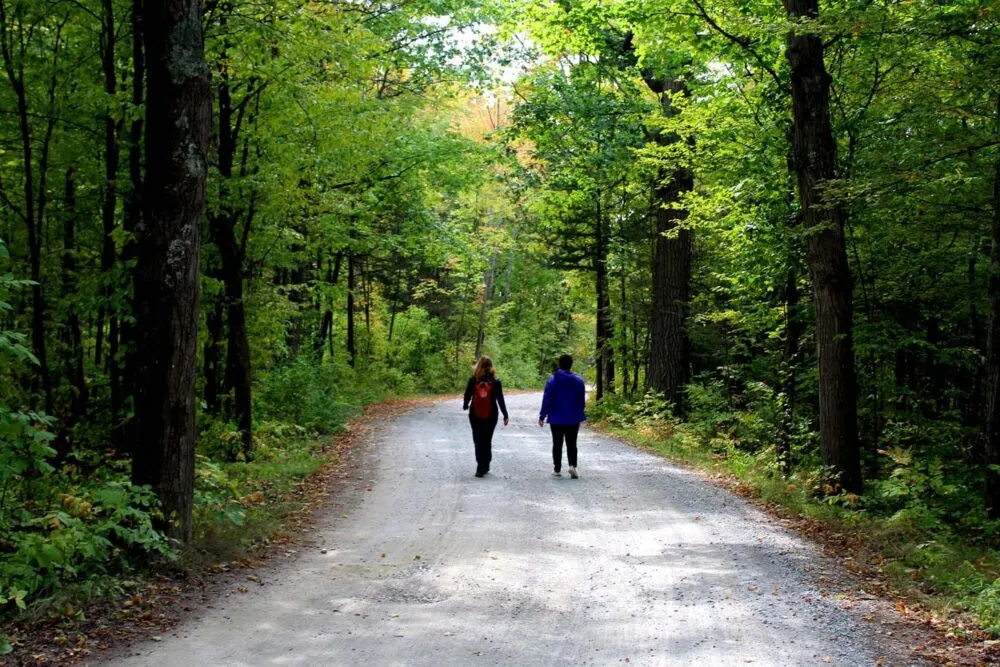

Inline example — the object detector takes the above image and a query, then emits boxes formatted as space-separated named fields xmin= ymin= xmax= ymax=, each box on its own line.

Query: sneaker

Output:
xmin=552 ymin=471 xmax=561 ymax=477
xmin=569 ymin=467 xmax=579 ymax=479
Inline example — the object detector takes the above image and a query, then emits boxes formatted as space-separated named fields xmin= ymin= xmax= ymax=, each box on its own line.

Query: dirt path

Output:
xmin=95 ymin=393 xmax=904 ymax=666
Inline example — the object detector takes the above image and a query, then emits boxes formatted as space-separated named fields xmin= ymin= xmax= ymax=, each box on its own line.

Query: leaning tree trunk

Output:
xmin=646 ymin=81 xmax=694 ymax=414
xmin=984 ymin=95 xmax=1000 ymax=518
xmin=131 ymin=0 xmax=211 ymax=543
xmin=783 ymin=0 xmax=862 ymax=494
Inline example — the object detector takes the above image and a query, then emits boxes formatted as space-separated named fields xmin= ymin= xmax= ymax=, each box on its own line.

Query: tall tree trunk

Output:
xmin=969 ymin=246 xmax=986 ymax=427
xmin=780 ymin=265 xmax=803 ymax=472
xmin=363 ymin=258 xmax=372 ymax=337
xmin=783 ymin=0 xmax=862 ymax=493
xmin=316 ymin=308 xmax=333 ymax=357
xmin=222 ymin=265 xmax=252 ymax=455
xmin=631 ymin=302 xmax=641 ymax=395
xmin=647 ymin=81 xmax=693 ymax=414
xmin=779 ymin=145 xmax=803 ymax=474
xmin=0 ymin=4 xmax=56 ymax=414
xmin=204 ymin=297 xmax=223 ymax=413
xmin=595 ymin=194 xmax=614 ymax=397
xmin=387 ymin=270 xmax=400 ymax=344
xmin=210 ymin=28 xmax=253 ymax=457
xmin=117 ymin=0 xmax=144 ymax=451
xmin=131 ymin=0 xmax=211 ymax=542
xmin=347 ymin=252 xmax=356 ymax=367
xmin=316 ymin=252 xmax=341 ymax=355
xmin=984 ymin=94 xmax=1000 ymax=518
xmin=503 ymin=249 xmax=514 ymax=305
xmin=100 ymin=0 xmax=122 ymax=439
xmin=619 ymin=268 xmax=630 ymax=396
xmin=59 ymin=168 xmax=86 ymax=453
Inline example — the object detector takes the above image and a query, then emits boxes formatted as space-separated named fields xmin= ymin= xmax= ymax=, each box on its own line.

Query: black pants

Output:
xmin=470 ymin=415 xmax=498 ymax=474
xmin=550 ymin=423 xmax=579 ymax=472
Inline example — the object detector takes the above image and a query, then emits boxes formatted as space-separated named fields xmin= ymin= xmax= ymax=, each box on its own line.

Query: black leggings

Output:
xmin=550 ymin=423 xmax=579 ymax=472
xmin=470 ymin=415 xmax=498 ymax=474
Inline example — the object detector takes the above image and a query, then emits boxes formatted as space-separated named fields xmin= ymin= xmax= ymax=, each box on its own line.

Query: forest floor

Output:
xmin=49 ymin=392 xmax=965 ymax=666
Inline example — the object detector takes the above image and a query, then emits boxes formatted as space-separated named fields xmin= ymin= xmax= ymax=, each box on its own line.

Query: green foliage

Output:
xmin=0 ymin=479 xmax=171 ymax=617
xmin=255 ymin=358 xmax=394 ymax=435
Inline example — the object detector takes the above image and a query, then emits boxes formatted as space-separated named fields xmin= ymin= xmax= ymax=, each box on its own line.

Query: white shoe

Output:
xmin=569 ymin=467 xmax=579 ymax=479
xmin=552 ymin=471 xmax=561 ymax=477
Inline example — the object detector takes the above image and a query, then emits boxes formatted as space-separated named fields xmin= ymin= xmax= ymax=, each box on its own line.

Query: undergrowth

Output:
xmin=0 ymin=356 xmax=418 ymax=653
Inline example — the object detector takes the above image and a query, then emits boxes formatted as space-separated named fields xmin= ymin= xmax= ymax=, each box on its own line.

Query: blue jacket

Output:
xmin=539 ymin=370 xmax=586 ymax=425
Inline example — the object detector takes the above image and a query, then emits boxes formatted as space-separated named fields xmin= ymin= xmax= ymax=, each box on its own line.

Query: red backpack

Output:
xmin=472 ymin=380 xmax=493 ymax=419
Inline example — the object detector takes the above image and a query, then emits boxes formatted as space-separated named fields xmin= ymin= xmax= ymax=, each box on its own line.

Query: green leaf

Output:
xmin=224 ymin=504 xmax=246 ymax=527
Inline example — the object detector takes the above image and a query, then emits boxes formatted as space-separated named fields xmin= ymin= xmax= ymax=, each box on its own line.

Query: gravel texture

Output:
xmin=96 ymin=393 xmax=901 ymax=666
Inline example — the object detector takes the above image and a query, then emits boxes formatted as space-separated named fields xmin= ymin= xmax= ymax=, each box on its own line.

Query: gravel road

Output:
xmin=99 ymin=393 xmax=898 ymax=666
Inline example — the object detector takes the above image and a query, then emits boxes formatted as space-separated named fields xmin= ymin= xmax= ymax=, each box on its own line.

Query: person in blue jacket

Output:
xmin=538 ymin=354 xmax=586 ymax=478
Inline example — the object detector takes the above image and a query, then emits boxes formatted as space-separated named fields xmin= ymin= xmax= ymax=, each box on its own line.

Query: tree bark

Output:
xmin=59 ymin=168 xmax=86 ymax=452
xmin=984 ymin=94 xmax=1000 ymax=518
xmin=100 ymin=0 xmax=123 ymax=443
xmin=783 ymin=0 xmax=862 ymax=493
xmin=204 ymin=297 xmax=223 ymax=413
xmin=117 ymin=0 xmax=144 ymax=452
xmin=646 ymin=81 xmax=694 ymax=413
xmin=131 ymin=0 xmax=211 ymax=542
xmin=780 ymin=265 xmax=803 ymax=472
xmin=209 ymin=24 xmax=253 ymax=457
xmin=595 ymin=194 xmax=614 ymax=397
xmin=316 ymin=308 xmax=333 ymax=357
xmin=347 ymin=252 xmax=356 ymax=367
xmin=0 ymin=3 xmax=56 ymax=413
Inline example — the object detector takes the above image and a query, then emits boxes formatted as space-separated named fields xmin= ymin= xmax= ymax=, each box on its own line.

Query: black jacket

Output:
xmin=463 ymin=377 xmax=508 ymax=421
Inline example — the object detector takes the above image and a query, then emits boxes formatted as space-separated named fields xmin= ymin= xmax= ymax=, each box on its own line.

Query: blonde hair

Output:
xmin=472 ymin=355 xmax=496 ymax=381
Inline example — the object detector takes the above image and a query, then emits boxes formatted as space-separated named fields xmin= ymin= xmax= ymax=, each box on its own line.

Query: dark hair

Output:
xmin=558 ymin=354 xmax=573 ymax=371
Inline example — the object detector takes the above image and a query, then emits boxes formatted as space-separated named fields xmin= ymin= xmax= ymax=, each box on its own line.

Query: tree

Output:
xmin=646 ymin=78 xmax=694 ymax=413
xmin=131 ymin=0 xmax=212 ymax=541
xmin=509 ymin=66 xmax=647 ymax=398
xmin=782 ymin=0 xmax=861 ymax=493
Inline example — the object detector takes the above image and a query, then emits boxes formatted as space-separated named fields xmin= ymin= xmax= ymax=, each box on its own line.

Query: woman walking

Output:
xmin=463 ymin=356 xmax=509 ymax=477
